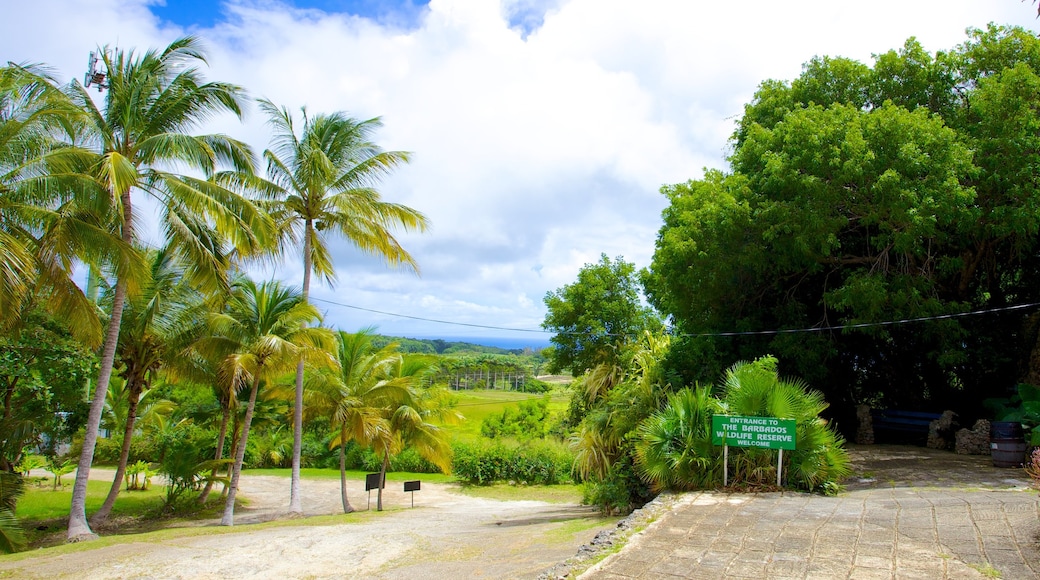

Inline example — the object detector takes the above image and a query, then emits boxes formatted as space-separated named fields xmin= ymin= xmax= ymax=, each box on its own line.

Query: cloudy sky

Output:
xmin=2 ymin=1 xmax=1037 ymax=346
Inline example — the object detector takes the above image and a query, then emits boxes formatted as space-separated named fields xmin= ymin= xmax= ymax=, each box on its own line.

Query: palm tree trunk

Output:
xmin=91 ymin=381 xmax=142 ymax=525
xmin=68 ymin=190 xmax=134 ymax=542
xmin=339 ymin=424 xmax=353 ymax=514
xmin=198 ymin=404 xmax=231 ymax=505
xmin=67 ymin=278 xmax=128 ymax=541
xmin=377 ymin=450 xmax=389 ymax=511
xmin=289 ymin=225 xmax=313 ymax=514
xmin=222 ymin=418 xmax=241 ymax=499
xmin=221 ymin=376 xmax=262 ymax=526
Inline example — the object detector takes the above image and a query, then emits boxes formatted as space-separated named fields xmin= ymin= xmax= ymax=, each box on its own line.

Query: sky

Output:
xmin=2 ymin=1 xmax=1038 ymax=347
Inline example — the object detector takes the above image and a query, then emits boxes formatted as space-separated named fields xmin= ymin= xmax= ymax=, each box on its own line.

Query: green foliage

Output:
xmin=155 ymin=423 xmax=227 ymax=507
xmin=480 ymin=396 xmax=561 ymax=441
xmin=631 ymin=357 xmax=850 ymax=495
xmin=646 ymin=25 xmax=1040 ymax=419
xmin=543 ymin=255 xmax=661 ymax=376
xmin=0 ymin=311 xmax=94 ymax=470
xmin=0 ymin=472 xmax=26 ymax=553
xmin=984 ymin=384 xmax=1040 ymax=445
xmin=580 ymin=453 xmax=653 ymax=516
xmin=44 ymin=458 xmax=74 ymax=491
xmin=635 ymin=387 xmax=722 ymax=491
xmin=124 ymin=460 xmax=156 ymax=491
xmin=451 ymin=439 xmax=575 ymax=486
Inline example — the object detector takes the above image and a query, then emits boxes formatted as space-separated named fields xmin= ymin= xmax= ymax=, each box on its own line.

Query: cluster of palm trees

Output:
xmin=0 ymin=35 xmax=434 ymax=542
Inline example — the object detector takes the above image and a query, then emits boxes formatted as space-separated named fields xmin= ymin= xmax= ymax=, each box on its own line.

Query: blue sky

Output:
xmin=2 ymin=1 xmax=1038 ymax=346
xmin=152 ymin=0 xmax=429 ymax=28
xmin=150 ymin=0 xmax=550 ymax=36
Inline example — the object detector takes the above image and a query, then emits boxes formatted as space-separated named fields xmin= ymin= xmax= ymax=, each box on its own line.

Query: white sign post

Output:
xmin=712 ymin=415 xmax=797 ymax=487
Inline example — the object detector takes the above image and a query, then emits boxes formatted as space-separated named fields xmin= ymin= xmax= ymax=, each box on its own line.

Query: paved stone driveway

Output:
xmin=579 ymin=446 xmax=1040 ymax=579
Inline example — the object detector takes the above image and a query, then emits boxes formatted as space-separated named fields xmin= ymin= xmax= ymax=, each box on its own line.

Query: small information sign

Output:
xmin=712 ymin=415 xmax=797 ymax=450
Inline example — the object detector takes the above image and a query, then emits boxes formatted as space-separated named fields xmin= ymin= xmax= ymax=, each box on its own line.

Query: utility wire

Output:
xmin=312 ymin=296 xmax=551 ymax=334
xmin=676 ymin=302 xmax=1040 ymax=338
xmin=313 ymin=296 xmax=1040 ymax=339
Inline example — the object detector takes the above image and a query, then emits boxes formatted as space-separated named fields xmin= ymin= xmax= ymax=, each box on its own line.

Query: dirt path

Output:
xmin=2 ymin=472 xmax=615 ymax=579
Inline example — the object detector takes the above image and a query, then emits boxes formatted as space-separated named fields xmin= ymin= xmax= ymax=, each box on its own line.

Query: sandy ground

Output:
xmin=1 ymin=470 xmax=615 ymax=579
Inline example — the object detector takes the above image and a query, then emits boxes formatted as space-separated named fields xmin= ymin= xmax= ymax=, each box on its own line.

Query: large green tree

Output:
xmin=644 ymin=25 xmax=1040 ymax=421
xmin=256 ymin=99 xmax=427 ymax=514
xmin=65 ymin=36 xmax=272 ymax=541
xmin=542 ymin=254 xmax=660 ymax=376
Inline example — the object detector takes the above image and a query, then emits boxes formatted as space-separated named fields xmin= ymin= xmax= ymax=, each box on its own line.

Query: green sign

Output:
xmin=712 ymin=415 xmax=796 ymax=450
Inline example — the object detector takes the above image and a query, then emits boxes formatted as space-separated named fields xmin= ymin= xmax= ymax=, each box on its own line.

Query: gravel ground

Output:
xmin=0 ymin=471 xmax=616 ymax=579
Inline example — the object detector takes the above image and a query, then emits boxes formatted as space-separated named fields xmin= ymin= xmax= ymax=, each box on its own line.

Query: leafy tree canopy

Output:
xmin=644 ymin=25 xmax=1040 ymax=420
xmin=543 ymin=254 xmax=661 ymax=376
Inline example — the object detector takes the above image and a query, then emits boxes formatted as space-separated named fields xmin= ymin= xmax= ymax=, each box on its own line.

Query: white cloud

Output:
xmin=3 ymin=0 xmax=1038 ymax=343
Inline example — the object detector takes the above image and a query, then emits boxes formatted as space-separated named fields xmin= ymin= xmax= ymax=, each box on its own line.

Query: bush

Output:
xmin=522 ymin=378 xmax=552 ymax=393
xmin=452 ymin=439 xmax=574 ymax=485
xmin=480 ymin=396 xmax=560 ymax=440
xmin=581 ymin=453 xmax=653 ymax=515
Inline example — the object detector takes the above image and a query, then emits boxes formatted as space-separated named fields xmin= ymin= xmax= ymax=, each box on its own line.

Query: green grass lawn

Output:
xmin=18 ymin=479 xmax=164 ymax=523
xmin=446 ymin=388 xmax=571 ymax=440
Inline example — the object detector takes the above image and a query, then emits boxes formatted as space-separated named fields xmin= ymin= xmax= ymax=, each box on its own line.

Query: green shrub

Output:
xmin=452 ymin=439 xmax=574 ymax=485
xmin=522 ymin=378 xmax=552 ymax=393
xmin=632 ymin=356 xmax=850 ymax=494
xmin=480 ymin=396 xmax=560 ymax=440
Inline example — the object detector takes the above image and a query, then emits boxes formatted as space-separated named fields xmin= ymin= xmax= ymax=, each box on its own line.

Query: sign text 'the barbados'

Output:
xmin=711 ymin=415 xmax=797 ymax=450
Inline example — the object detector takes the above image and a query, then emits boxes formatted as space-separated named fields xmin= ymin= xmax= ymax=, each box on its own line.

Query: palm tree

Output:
xmin=257 ymin=98 xmax=427 ymax=514
xmin=65 ymin=36 xmax=272 ymax=541
xmin=196 ymin=278 xmax=334 ymax=526
xmin=0 ymin=63 xmax=130 ymax=347
xmin=90 ymin=247 xmax=199 ymax=525
xmin=371 ymin=354 xmax=455 ymax=511
xmin=306 ymin=329 xmax=402 ymax=513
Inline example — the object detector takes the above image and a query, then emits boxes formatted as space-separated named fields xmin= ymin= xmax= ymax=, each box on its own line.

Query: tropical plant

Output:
xmin=91 ymin=247 xmax=196 ymax=525
xmin=0 ymin=62 xmax=121 ymax=346
xmin=195 ymin=278 xmax=333 ymax=526
xmin=66 ymin=36 xmax=272 ymax=541
xmin=306 ymin=328 xmax=402 ymax=514
xmin=716 ymin=357 xmax=850 ymax=493
xmin=45 ymin=457 xmax=74 ymax=490
xmin=256 ymin=98 xmax=426 ymax=514
xmin=371 ymin=354 xmax=456 ymax=511
xmin=0 ymin=471 xmax=26 ymax=553
xmin=635 ymin=386 xmax=722 ymax=491
xmin=124 ymin=460 xmax=156 ymax=491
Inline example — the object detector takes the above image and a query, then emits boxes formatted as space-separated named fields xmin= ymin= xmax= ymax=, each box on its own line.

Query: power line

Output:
xmin=313 ymin=296 xmax=1040 ymax=339
xmin=676 ymin=302 xmax=1040 ymax=338
xmin=311 ymin=296 xmax=552 ymax=334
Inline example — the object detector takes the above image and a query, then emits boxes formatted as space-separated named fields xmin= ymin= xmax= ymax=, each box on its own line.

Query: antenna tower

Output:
xmin=84 ymin=51 xmax=108 ymax=92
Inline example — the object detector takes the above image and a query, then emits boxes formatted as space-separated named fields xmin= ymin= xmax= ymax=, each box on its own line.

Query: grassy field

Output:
xmin=445 ymin=387 xmax=571 ymax=440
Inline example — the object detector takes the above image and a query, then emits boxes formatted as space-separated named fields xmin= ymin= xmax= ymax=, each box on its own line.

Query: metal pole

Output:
xmin=723 ymin=445 xmax=729 ymax=487
xmin=777 ymin=449 xmax=783 ymax=487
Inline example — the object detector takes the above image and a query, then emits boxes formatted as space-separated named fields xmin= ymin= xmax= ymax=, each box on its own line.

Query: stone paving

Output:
xmin=579 ymin=446 xmax=1040 ymax=579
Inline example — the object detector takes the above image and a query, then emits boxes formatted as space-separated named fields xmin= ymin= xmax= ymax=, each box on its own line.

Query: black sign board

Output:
xmin=365 ymin=472 xmax=384 ymax=491
xmin=403 ymin=480 xmax=420 ymax=492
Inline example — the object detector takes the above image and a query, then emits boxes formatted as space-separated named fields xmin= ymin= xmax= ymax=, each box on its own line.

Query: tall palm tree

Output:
xmin=196 ymin=278 xmax=334 ymax=526
xmin=65 ymin=36 xmax=272 ymax=541
xmin=90 ymin=247 xmax=200 ymax=525
xmin=306 ymin=329 xmax=403 ymax=513
xmin=257 ymin=98 xmax=428 ymax=514
xmin=371 ymin=354 xmax=455 ymax=511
